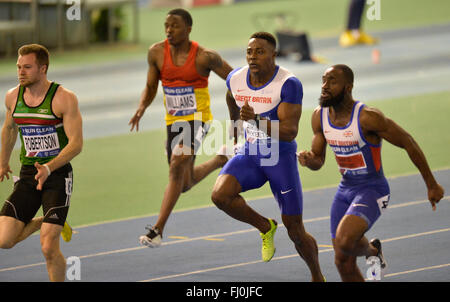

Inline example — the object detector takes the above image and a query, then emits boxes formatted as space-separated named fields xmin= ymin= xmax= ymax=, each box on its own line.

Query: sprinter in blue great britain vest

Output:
xmin=298 ymin=64 xmax=444 ymax=282
xmin=212 ymin=32 xmax=325 ymax=282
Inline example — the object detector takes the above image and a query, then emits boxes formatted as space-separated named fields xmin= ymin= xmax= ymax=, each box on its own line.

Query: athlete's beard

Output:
xmin=19 ymin=79 xmax=36 ymax=87
xmin=319 ymin=88 xmax=345 ymax=107
xmin=19 ymin=74 xmax=40 ymax=88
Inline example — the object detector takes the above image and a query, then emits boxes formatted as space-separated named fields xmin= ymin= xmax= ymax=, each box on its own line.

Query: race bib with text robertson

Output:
xmin=20 ymin=125 xmax=61 ymax=158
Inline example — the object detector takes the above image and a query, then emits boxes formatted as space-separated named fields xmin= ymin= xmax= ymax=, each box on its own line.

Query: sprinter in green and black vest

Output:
xmin=0 ymin=44 xmax=83 ymax=282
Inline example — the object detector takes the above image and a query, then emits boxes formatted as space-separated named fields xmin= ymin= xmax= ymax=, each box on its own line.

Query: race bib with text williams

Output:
xmin=164 ymin=86 xmax=197 ymax=116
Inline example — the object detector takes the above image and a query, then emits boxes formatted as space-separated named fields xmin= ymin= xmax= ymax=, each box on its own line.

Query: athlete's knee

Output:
xmin=211 ymin=189 xmax=227 ymax=209
xmin=288 ymin=231 xmax=304 ymax=247
xmin=334 ymin=234 xmax=357 ymax=255
xmin=212 ymin=175 xmax=241 ymax=210
xmin=211 ymin=188 xmax=232 ymax=210
xmin=0 ymin=217 xmax=21 ymax=249
xmin=40 ymin=230 xmax=62 ymax=261
xmin=283 ymin=216 xmax=306 ymax=245
xmin=41 ymin=239 xmax=61 ymax=261
xmin=0 ymin=238 xmax=16 ymax=249
xmin=334 ymin=253 xmax=357 ymax=275
xmin=169 ymin=155 xmax=188 ymax=171
xmin=169 ymin=154 xmax=192 ymax=175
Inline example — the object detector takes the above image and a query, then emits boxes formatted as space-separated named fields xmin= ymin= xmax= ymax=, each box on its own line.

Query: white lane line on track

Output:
xmin=138 ymin=227 xmax=450 ymax=282
xmin=383 ymin=263 xmax=450 ymax=278
xmin=68 ymin=168 xmax=450 ymax=230
xmin=0 ymin=196 xmax=448 ymax=274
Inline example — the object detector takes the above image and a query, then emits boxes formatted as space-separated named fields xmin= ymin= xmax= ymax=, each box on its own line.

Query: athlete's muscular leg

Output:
xmin=155 ymin=141 xmax=229 ymax=234
xmin=155 ymin=145 xmax=194 ymax=234
xmin=40 ymin=222 xmax=66 ymax=282
xmin=181 ymin=152 xmax=228 ymax=193
xmin=0 ymin=216 xmax=25 ymax=249
xmin=333 ymin=245 xmax=361 ymax=282
xmin=333 ymin=214 xmax=378 ymax=281
xmin=211 ymin=174 xmax=271 ymax=233
xmin=16 ymin=216 xmax=44 ymax=244
xmin=282 ymin=214 xmax=325 ymax=282
xmin=0 ymin=216 xmax=44 ymax=249
xmin=190 ymin=155 xmax=228 ymax=189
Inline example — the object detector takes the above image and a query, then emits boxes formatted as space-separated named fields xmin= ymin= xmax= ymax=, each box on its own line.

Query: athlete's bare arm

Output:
xmin=225 ymin=90 xmax=241 ymax=144
xmin=360 ymin=106 xmax=444 ymax=210
xmin=198 ymin=47 xmax=236 ymax=142
xmin=298 ymin=107 xmax=327 ymax=170
xmin=129 ymin=43 xmax=163 ymax=132
xmin=0 ymin=88 xmax=19 ymax=181
xmin=226 ymin=90 xmax=240 ymax=120
xmin=34 ymin=87 xmax=83 ymax=190
xmin=276 ymin=102 xmax=302 ymax=141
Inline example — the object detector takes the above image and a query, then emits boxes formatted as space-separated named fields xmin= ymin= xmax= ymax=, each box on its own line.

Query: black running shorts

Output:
xmin=0 ymin=163 xmax=73 ymax=226
xmin=165 ymin=120 xmax=210 ymax=164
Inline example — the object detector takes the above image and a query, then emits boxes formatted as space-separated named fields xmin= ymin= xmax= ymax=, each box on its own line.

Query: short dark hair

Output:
xmin=250 ymin=32 xmax=277 ymax=49
xmin=332 ymin=64 xmax=354 ymax=84
xmin=168 ymin=8 xmax=193 ymax=27
xmin=18 ymin=44 xmax=50 ymax=73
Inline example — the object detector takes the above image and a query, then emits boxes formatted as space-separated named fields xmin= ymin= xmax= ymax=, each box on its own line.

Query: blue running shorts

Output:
xmin=330 ymin=177 xmax=390 ymax=239
xmin=219 ymin=151 xmax=303 ymax=215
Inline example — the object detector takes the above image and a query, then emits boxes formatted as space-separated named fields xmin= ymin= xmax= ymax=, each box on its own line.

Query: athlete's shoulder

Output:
xmin=148 ymin=41 xmax=165 ymax=60
xmin=149 ymin=41 xmax=165 ymax=52
xmin=279 ymin=68 xmax=303 ymax=104
xmin=196 ymin=45 xmax=224 ymax=68
xmin=53 ymin=85 xmax=80 ymax=119
xmin=228 ymin=66 xmax=246 ymax=79
xmin=5 ymin=85 xmax=19 ymax=99
xmin=226 ymin=66 xmax=247 ymax=91
xmin=311 ymin=105 xmax=323 ymax=123
xmin=4 ymin=85 xmax=20 ymax=108
xmin=54 ymin=85 xmax=78 ymax=105
xmin=281 ymin=76 xmax=302 ymax=89
xmin=277 ymin=66 xmax=298 ymax=79
xmin=196 ymin=43 xmax=211 ymax=56
xmin=277 ymin=66 xmax=302 ymax=88
xmin=359 ymin=104 xmax=388 ymax=130
xmin=360 ymin=104 xmax=385 ymax=121
xmin=313 ymin=105 xmax=322 ymax=115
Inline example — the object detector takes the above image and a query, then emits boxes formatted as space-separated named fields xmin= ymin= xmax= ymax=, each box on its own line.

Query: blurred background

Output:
xmin=0 ymin=0 xmax=449 ymax=227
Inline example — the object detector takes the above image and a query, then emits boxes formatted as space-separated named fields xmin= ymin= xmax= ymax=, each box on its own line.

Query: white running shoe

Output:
xmin=139 ymin=225 xmax=162 ymax=248
xmin=368 ymin=238 xmax=387 ymax=276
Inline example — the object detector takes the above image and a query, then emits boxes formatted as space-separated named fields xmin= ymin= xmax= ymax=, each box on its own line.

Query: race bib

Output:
xmin=335 ymin=152 xmax=367 ymax=170
xmin=335 ymin=151 xmax=368 ymax=176
xmin=243 ymin=121 xmax=269 ymax=144
xmin=164 ymin=86 xmax=197 ymax=116
xmin=20 ymin=125 xmax=61 ymax=158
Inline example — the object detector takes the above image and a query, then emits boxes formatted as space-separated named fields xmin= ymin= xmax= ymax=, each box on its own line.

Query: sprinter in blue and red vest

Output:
xmin=298 ymin=64 xmax=444 ymax=282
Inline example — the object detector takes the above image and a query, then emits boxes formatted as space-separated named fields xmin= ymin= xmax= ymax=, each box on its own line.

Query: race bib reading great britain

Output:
xmin=164 ymin=86 xmax=197 ymax=116
xmin=20 ymin=125 xmax=61 ymax=158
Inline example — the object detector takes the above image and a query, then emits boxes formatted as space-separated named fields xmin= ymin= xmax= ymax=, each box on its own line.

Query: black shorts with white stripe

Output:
xmin=0 ymin=163 xmax=73 ymax=226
